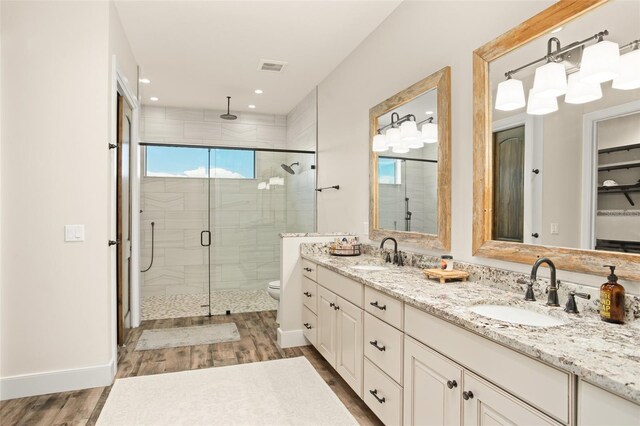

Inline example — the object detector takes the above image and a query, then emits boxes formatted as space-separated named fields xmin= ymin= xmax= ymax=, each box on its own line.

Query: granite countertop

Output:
xmin=279 ymin=232 xmax=354 ymax=238
xmin=301 ymin=250 xmax=640 ymax=404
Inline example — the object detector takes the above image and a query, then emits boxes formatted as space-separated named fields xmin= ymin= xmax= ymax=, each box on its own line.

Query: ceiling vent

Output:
xmin=257 ymin=59 xmax=288 ymax=73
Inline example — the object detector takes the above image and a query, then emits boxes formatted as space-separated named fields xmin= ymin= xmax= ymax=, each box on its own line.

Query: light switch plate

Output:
xmin=551 ymin=223 xmax=559 ymax=235
xmin=65 ymin=225 xmax=85 ymax=242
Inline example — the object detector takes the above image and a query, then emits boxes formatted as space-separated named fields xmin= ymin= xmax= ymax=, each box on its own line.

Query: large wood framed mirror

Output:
xmin=473 ymin=0 xmax=640 ymax=280
xmin=370 ymin=67 xmax=451 ymax=250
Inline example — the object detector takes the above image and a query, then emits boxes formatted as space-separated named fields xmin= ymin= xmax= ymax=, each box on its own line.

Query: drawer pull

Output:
xmin=303 ymin=292 xmax=312 ymax=297
xmin=447 ymin=380 xmax=457 ymax=389
xmin=303 ymin=323 xmax=312 ymax=330
xmin=304 ymin=267 xmax=313 ymax=272
xmin=463 ymin=391 xmax=474 ymax=400
xmin=369 ymin=389 xmax=386 ymax=404
xmin=329 ymin=302 xmax=340 ymax=310
xmin=369 ymin=301 xmax=387 ymax=310
xmin=369 ymin=340 xmax=386 ymax=351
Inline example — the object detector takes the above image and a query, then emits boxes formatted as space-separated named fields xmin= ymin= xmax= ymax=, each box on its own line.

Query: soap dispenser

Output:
xmin=600 ymin=265 xmax=625 ymax=324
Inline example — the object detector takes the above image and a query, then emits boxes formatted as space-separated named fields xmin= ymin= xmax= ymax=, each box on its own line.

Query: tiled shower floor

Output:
xmin=141 ymin=290 xmax=278 ymax=320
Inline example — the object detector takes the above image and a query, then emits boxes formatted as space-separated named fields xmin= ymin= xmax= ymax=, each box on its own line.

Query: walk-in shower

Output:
xmin=139 ymin=144 xmax=316 ymax=320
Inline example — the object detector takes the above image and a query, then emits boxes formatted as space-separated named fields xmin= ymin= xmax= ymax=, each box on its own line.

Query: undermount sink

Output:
xmin=469 ymin=304 xmax=568 ymax=327
xmin=351 ymin=265 xmax=388 ymax=272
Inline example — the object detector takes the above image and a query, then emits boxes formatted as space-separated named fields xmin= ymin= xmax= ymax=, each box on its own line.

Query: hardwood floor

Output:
xmin=0 ymin=311 xmax=382 ymax=426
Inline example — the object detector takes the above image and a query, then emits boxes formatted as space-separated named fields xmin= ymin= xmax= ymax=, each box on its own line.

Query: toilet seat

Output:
xmin=268 ymin=280 xmax=280 ymax=290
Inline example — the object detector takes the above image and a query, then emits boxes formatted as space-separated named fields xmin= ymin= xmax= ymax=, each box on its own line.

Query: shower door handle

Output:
xmin=200 ymin=230 xmax=211 ymax=247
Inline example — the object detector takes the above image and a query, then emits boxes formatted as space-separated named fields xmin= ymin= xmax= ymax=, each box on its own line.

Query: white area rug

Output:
xmin=96 ymin=357 xmax=358 ymax=426
xmin=135 ymin=323 xmax=240 ymax=351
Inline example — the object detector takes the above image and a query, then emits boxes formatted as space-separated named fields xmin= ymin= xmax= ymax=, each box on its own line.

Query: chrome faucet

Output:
xmin=380 ymin=237 xmax=403 ymax=266
xmin=530 ymin=257 xmax=560 ymax=307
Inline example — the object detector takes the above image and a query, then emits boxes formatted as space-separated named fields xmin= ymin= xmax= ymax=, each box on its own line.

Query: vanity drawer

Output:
xmin=302 ymin=276 xmax=318 ymax=314
xmin=302 ymin=306 xmax=317 ymax=346
xmin=317 ymin=266 xmax=363 ymax=308
xmin=364 ymin=286 xmax=403 ymax=330
xmin=364 ymin=358 xmax=403 ymax=426
xmin=302 ymin=259 xmax=317 ymax=282
xmin=364 ymin=312 xmax=403 ymax=384
xmin=405 ymin=305 xmax=570 ymax=423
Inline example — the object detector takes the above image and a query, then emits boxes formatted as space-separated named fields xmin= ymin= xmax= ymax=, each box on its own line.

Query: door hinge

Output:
xmin=109 ymin=143 xmax=117 ymax=150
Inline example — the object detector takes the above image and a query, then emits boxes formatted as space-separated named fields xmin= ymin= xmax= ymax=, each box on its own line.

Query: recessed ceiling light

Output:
xmin=425 ymin=110 xmax=434 ymax=115
xmin=254 ymin=89 xmax=263 ymax=94
xmin=550 ymin=26 xmax=563 ymax=34
xmin=150 ymin=97 xmax=159 ymax=102
xmin=140 ymin=78 xmax=151 ymax=84
xmin=248 ymin=105 xmax=256 ymax=109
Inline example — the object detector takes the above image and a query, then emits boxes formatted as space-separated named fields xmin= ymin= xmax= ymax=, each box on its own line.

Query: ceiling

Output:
xmin=114 ymin=0 xmax=402 ymax=115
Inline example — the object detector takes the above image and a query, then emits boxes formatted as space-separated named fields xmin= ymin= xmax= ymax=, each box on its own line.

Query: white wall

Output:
xmin=0 ymin=0 xmax=138 ymax=399
xmin=316 ymin=0 xmax=639 ymax=291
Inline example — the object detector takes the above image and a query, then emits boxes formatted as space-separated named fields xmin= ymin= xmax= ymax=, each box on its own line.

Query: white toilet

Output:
xmin=267 ymin=280 xmax=281 ymax=301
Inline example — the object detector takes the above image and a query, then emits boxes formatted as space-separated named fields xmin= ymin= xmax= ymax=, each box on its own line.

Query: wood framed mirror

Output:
xmin=473 ymin=0 xmax=640 ymax=280
xmin=370 ymin=66 xmax=451 ymax=250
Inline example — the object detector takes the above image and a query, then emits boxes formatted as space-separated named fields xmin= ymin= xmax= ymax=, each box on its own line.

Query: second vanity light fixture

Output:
xmin=373 ymin=112 xmax=438 ymax=153
xmin=495 ymin=30 xmax=640 ymax=115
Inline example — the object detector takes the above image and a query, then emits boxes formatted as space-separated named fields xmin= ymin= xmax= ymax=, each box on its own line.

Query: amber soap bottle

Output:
xmin=600 ymin=265 xmax=625 ymax=324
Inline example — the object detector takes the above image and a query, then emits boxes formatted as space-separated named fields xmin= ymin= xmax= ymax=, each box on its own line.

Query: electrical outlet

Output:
xmin=551 ymin=223 xmax=559 ymax=235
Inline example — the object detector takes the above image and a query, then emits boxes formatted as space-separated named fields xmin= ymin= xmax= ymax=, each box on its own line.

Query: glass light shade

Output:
xmin=421 ymin=122 xmax=438 ymax=144
xmin=612 ymin=49 xmax=640 ymax=90
xmin=385 ymin=127 xmax=401 ymax=147
xmin=565 ymin=72 xmax=602 ymax=104
xmin=527 ymin=89 xmax=558 ymax=115
xmin=392 ymin=141 xmax=410 ymax=154
xmin=532 ymin=62 xmax=568 ymax=98
xmin=372 ymin=134 xmax=389 ymax=152
xmin=257 ymin=182 xmax=267 ymax=190
xmin=400 ymin=121 xmax=419 ymax=142
xmin=407 ymin=139 xmax=424 ymax=149
xmin=269 ymin=177 xmax=284 ymax=186
xmin=265 ymin=184 xmax=271 ymax=190
xmin=495 ymin=78 xmax=526 ymax=111
xmin=580 ymin=40 xmax=620 ymax=84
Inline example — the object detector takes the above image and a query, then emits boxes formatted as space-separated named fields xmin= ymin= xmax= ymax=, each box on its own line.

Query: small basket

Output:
xmin=329 ymin=243 xmax=362 ymax=257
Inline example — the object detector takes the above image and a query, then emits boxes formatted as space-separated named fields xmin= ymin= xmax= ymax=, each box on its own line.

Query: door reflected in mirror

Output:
xmin=489 ymin=0 xmax=640 ymax=253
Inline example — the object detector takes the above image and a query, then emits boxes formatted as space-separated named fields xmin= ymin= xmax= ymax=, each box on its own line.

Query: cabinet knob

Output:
xmin=303 ymin=323 xmax=312 ymax=330
xmin=447 ymin=380 xmax=457 ymax=389
xmin=303 ymin=292 xmax=312 ymax=297
xmin=369 ymin=389 xmax=386 ymax=404
xmin=304 ymin=267 xmax=313 ymax=272
xmin=369 ymin=301 xmax=387 ymax=311
xmin=463 ymin=391 xmax=474 ymax=400
xmin=369 ymin=340 xmax=386 ymax=351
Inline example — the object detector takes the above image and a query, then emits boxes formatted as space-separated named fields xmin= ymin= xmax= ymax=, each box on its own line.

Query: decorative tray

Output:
xmin=329 ymin=244 xmax=362 ymax=257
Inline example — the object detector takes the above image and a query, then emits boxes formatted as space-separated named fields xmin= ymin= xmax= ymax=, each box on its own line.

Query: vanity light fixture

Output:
xmin=494 ymin=31 xmax=638 ymax=115
xmin=374 ymin=112 xmax=437 ymax=153
xmin=421 ymin=117 xmax=438 ymax=144
xmin=612 ymin=41 xmax=640 ymax=90
xmin=385 ymin=127 xmax=401 ymax=148
xmin=372 ymin=132 xmax=389 ymax=152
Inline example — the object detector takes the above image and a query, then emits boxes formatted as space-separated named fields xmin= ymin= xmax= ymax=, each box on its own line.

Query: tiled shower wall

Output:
xmin=140 ymin=93 xmax=317 ymax=299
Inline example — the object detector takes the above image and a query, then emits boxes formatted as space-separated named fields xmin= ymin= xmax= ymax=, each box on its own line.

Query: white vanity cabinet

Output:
xmin=314 ymin=266 xmax=364 ymax=397
xmin=577 ymin=380 xmax=640 ymax=426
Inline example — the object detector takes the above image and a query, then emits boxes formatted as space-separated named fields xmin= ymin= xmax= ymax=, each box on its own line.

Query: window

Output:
xmin=378 ymin=158 xmax=402 ymax=185
xmin=145 ymin=146 xmax=255 ymax=179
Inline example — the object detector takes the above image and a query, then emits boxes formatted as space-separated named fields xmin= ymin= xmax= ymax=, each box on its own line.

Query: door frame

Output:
xmin=492 ymin=114 xmax=543 ymax=245
xmin=110 ymin=56 xmax=140 ymax=363
xmin=580 ymin=100 xmax=640 ymax=250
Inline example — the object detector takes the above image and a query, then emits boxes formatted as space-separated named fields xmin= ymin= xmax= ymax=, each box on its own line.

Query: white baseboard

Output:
xmin=0 ymin=358 xmax=115 ymax=401
xmin=277 ymin=328 xmax=310 ymax=349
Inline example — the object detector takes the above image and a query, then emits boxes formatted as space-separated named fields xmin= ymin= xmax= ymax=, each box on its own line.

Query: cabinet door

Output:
xmin=463 ymin=372 xmax=560 ymax=426
xmin=336 ymin=295 xmax=364 ymax=397
xmin=403 ymin=337 xmax=462 ymax=426
xmin=578 ymin=380 xmax=640 ymax=426
xmin=317 ymin=286 xmax=337 ymax=367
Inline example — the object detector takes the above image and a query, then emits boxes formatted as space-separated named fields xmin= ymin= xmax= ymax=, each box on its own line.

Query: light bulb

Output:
xmin=385 ymin=128 xmax=401 ymax=147
xmin=495 ymin=78 xmax=526 ymax=111
xmin=527 ymin=89 xmax=558 ymax=115
xmin=372 ymin=134 xmax=389 ymax=152
xmin=612 ymin=48 xmax=640 ymax=90
xmin=532 ymin=62 xmax=567 ymax=98
xmin=580 ymin=40 xmax=620 ymax=84
xmin=421 ymin=122 xmax=438 ymax=144
xmin=565 ymin=72 xmax=602 ymax=104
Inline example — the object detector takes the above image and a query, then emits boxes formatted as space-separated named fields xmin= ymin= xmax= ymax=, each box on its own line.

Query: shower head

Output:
xmin=220 ymin=96 xmax=238 ymax=120
xmin=281 ymin=162 xmax=299 ymax=175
